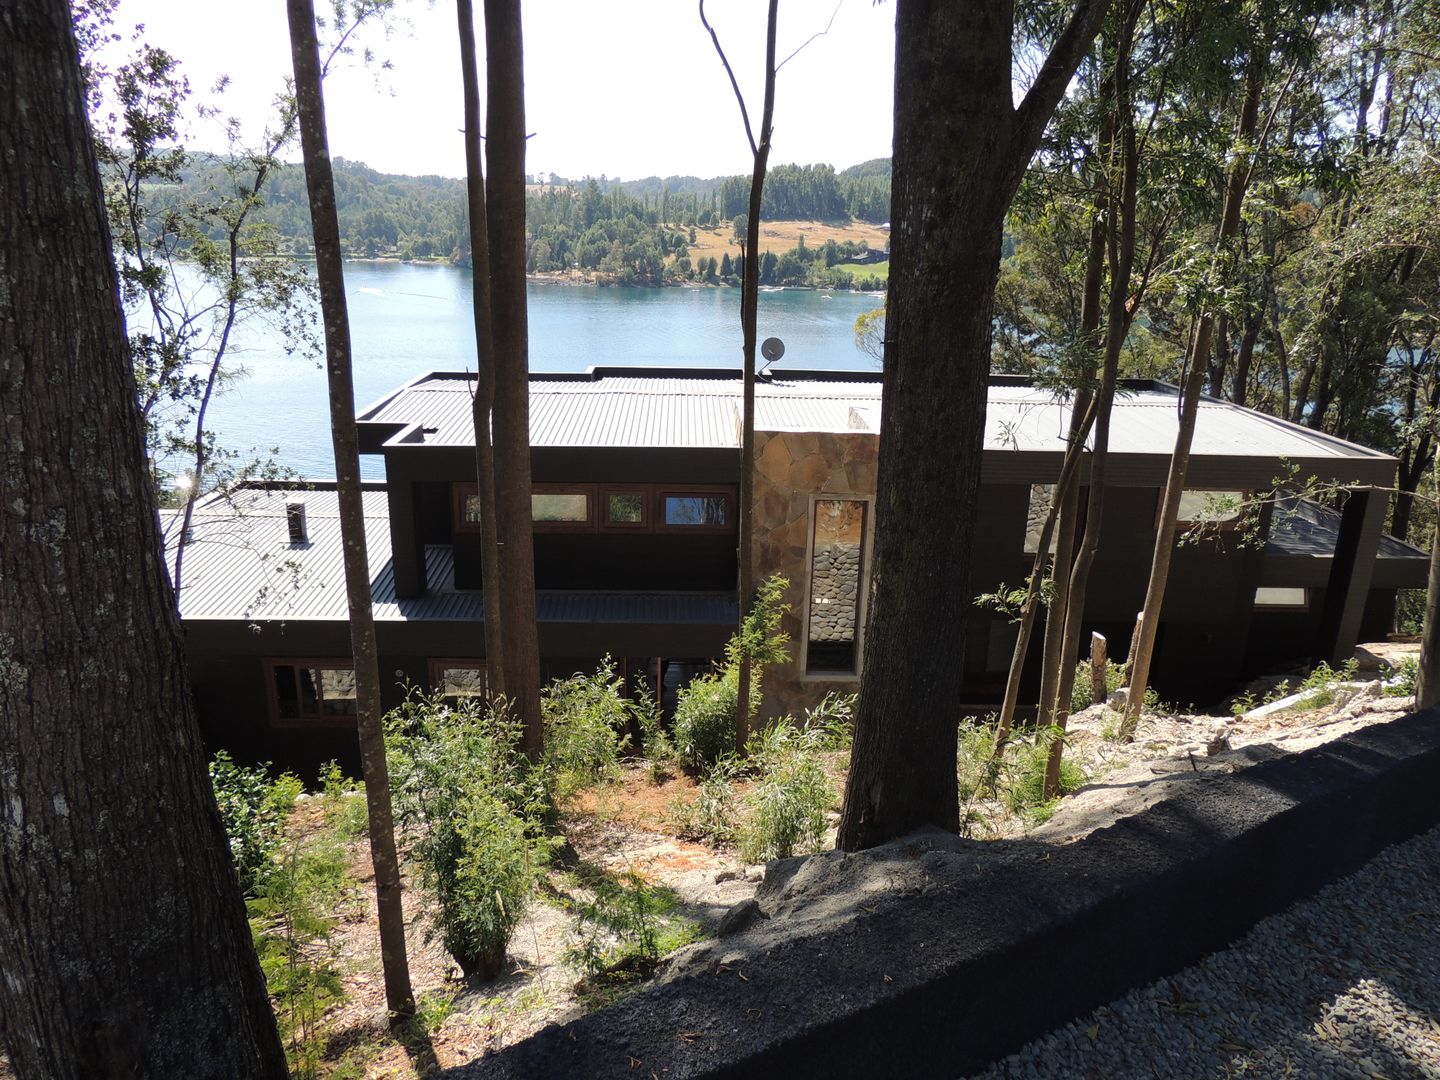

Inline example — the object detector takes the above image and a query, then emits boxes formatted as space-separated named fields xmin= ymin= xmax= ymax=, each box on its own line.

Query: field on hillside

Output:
xmin=685 ymin=219 xmax=890 ymax=263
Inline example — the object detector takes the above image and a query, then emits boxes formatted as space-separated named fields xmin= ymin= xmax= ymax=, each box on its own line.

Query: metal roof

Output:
xmin=357 ymin=367 xmax=1394 ymax=463
xmin=165 ymin=485 xmax=737 ymax=624
xmin=1266 ymin=495 xmax=1427 ymax=560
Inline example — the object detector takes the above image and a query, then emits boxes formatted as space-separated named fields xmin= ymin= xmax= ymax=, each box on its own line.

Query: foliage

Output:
xmin=208 ymin=751 xmax=301 ymax=897
xmin=248 ymin=824 xmax=353 ymax=1077
xmin=955 ymin=722 xmax=1086 ymax=834
xmin=1070 ymin=659 xmax=1128 ymax=715
xmin=319 ymin=760 xmax=368 ymax=841
xmin=385 ymin=691 xmax=557 ymax=979
xmin=798 ymin=691 xmax=857 ymax=751
xmin=1297 ymin=658 xmax=1360 ymax=709
xmin=563 ymin=869 xmax=698 ymax=997
xmin=738 ymin=722 xmax=837 ymax=863
xmin=1385 ymin=655 xmax=1420 ymax=699
xmin=669 ymin=757 xmax=742 ymax=845
xmin=1003 ymin=726 xmax=1085 ymax=824
xmin=628 ymin=676 xmax=675 ymax=782
xmin=726 ymin=574 xmax=792 ymax=669
xmin=541 ymin=658 xmax=631 ymax=798
xmin=976 ymin=578 xmax=1056 ymax=621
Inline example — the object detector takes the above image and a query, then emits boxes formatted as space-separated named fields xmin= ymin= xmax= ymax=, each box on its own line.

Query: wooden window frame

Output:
xmin=655 ymin=485 xmax=737 ymax=534
xmin=801 ymin=494 xmax=872 ymax=681
xmin=452 ymin=482 xmax=483 ymax=534
xmin=530 ymin=483 xmax=596 ymax=532
xmin=600 ymin=484 xmax=652 ymax=531
xmin=1167 ymin=488 xmax=1253 ymax=530
xmin=428 ymin=658 xmax=488 ymax=701
xmin=264 ymin=658 xmax=358 ymax=728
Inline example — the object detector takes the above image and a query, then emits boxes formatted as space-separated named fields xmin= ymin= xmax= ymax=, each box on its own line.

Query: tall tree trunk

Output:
xmin=286 ymin=0 xmax=415 ymax=1022
xmin=456 ymin=0 xmax=506 ymax=694
xmin=701 ymin=0 xmax=777 ymax=754
xmin=0 ymin=2 xmax=287 ymax=1073
xmin=1121 ymin=39 xmax=1264 ymax=739
xmin=485 ymin=0 xmax=544 ymax=751
xmin=838 ymin=0 xmax=1109 ymax=851
xmin=1416 ymin=446 xmax=1440 ymax=710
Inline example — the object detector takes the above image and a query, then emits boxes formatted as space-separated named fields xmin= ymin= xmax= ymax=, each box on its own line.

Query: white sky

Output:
xmin=97 ymin=0 xmax=897 ymax=181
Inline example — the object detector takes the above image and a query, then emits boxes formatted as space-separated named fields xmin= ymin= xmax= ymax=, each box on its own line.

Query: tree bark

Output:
xmin=456 ymin=0 xmax=507 ymax=694
xmin=0 ymin=2 xmax=287 ymax=1074
xmin=838 ymin=0 xmax=1109 ymax=852
xmin=287 ymin=0 xmax=415 ymax=1021
xmin=485 ymin=0 xmax=544 ymax=751
xmin=1416 ymin=446 xmax=1440 ymax=710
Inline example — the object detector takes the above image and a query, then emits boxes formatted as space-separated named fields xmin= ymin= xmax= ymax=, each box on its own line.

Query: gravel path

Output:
xmin=968 ymin=823 xmax=1440 ymax=1080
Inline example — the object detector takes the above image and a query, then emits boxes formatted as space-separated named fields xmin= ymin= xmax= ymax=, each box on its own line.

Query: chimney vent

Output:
xmin=286 ymin=502 xmax=308 ymax=545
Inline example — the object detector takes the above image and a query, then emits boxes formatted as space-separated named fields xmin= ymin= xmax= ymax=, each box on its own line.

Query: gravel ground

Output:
xmin=968 ymin=824 xmax=1440 ymax=1080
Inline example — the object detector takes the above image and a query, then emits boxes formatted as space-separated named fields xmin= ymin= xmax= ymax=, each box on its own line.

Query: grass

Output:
xmin=830 ymin=260 xmax=889 ymax=284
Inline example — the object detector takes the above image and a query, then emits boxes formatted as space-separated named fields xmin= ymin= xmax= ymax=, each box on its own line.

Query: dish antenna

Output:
xmin=761 ymin=337 xmax=786 ymax=364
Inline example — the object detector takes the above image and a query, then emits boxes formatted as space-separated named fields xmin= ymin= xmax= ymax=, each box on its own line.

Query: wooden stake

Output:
xmin=1090 ymin=632 xmax=1108 ymax=705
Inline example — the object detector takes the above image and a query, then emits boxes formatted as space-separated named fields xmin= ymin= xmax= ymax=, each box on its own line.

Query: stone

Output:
xmin=717 ymin=898 xmax=767 ymax=937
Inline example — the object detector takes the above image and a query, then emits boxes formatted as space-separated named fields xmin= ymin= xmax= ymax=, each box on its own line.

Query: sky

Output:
xmin=96 ymin=0 xmax=897 ymax=181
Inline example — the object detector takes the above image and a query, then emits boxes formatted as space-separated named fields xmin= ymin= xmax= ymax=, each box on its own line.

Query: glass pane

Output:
xmin=441 ymin=667 xmax=486 ymax=698
xmin=274 ymin=665 xmax=300 ymax=719
xmin=297 ymin=667 xmax=320 ymax=716
xmin=1254 ymin=587 xmax=1307 ymax=608
xmin=462 ymin=492 xmax=482 ymax=525
xmin=1178 ymin=489 xmax=1245 ymax=524
xmin=318 ymin=667 xmax=357 ymax=716
xmin=807 ymin=499 xmax=865 ymax=674
xmin=664 ymin=495 xmax=727 ymax=526
xmin=532 ymin=492 xmax=589 ymax=523
xmin=1025 ymin=484 xmax=1058 ymax=555
xmin=607 ymin=492 xmax=645 ymax=524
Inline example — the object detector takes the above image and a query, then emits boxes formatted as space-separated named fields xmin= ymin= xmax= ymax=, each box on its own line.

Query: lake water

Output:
xmin=207 ymin=262 xmax=883 ymax=480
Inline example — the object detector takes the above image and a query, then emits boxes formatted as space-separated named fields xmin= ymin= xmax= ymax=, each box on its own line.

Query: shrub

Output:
xmin=669 ymin=756 xmax=741 ymax=845
xmin=628 ymin=676 xmax=675 ymax=781
xmin=1297 ymin=658 xmax=1359 ymax=709
xmin=1070 ymin=659 xmax=1129 ymax=714
xmin=542 ymin=658 xmax=630 ymax=797
xmin=800 ymin=691 xmax=856 ymax=751
xmin=386 ymin=691 xmax=556 ymax=979
xmin=1385 ymin=655 xmax=1419 ymax=698
xmin=672 ymin=667 xmax=755 ymax=770
xmin=1004 ymin=726 xmax=1084 ymax=823
xmin=209 ymin=751 xmax=301 ymax=897
xmin=738 ymin=723 xmax=835 ymax=863
xmin=319 ymin=760 xmax=368 ymax=841
xmin=564 ymin=869 xmax=697 ymax=989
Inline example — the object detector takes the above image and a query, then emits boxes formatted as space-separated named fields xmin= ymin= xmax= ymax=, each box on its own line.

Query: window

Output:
xmin=1024 ymin=484 xmax=1058 ymax=555
xmin=428 ymin=659 xmax=487 ymax=704
xmin=531 ymin=486 xmax=593 ymax=529
xmin=1254 ymin=587 xmax=1307 ymax=610
xmin=659 ymin=490 xmax=733 ymax=531
xmin=267 ymin=660 xmax=357 ymax=725
xmin=453 ymin=483 xmax=483 ymax=533
xmin=1176 ymin=489 xmax=1248 ymax=526
xmin=604 ymin=489 xmax=649 ymax=527
xmin=805 ymin=498 xmax=867 ymax=676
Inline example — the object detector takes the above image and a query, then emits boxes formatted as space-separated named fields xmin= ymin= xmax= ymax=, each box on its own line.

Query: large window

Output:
xmin=805 ymin=498 xmax=868 ymax=677
xmin=531 ymin=486 xmax=592 ymax=527
xmin=267 ymin=660 xmax=357 ymax=725
xmin=662 ymin=493 xmax=728 ymax=527
xmin=1175 ymin=489 xmax=1248 ymax=526
xmin=451 ymin=482 xmax=736 ymax=534
xmin=428 ymin=659 xmax=487 ymax=705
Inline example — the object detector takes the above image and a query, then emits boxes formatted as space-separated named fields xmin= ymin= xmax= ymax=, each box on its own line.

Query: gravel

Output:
xmin=967 ymin=823 xmax=1440 ymax=1080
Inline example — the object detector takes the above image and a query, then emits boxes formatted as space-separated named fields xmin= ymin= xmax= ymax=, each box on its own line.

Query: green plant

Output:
xmin=541 ymin=658 xmax=630 ymax=798
xmin=727 ymin=574 xmax=792 ymax=670
xmin=669 ymin=756 xmax=741 ymax=845
xmin=627 ymin=676 xmax=675 ymax=781
xmin=1296 ymin=658 xmax=1359 ymax=709
xmin=956 ymin=719 xmax=1000 ymax=806
xmin=1230 ymin=690 xmax=1257 ymax=717
xmin=800 ymin=692 xmax=856 ymax=751
xmin=564 ymin=869 xmax=698 ymax=998
xmin=738 ymin=722 xmax=835 ymax=863
xmin=319 ymin=759 xmax=368 ymax=841
xmin=1385 ymin=655 xmax=1419 ymax=698
xmin=673 ymin=666 xmax=758 ymax=770
xmin=386 ymin=691 xmax=557 ymax=979
xmin=209 ymin=751 xmax=301 ymax=897
xmin=1002 ymin=726 xmax=1084 ymax=825
xmin=248 ymin=827 xmax=353 ymax=1078
xmin=1069 ymin=659 xmax=1128 ymax=714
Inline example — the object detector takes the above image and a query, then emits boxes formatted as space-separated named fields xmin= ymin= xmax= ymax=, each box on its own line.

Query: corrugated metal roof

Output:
xmin=357 ymin=368 xmax=1391 ymax=461
xmin=1266 ymin=496 xmax=1427 ymax=559
xmin=165 ymin=485 xmax=737 ymax=624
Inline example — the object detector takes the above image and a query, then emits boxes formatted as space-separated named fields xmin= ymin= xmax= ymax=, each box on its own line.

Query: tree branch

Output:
xmin=699 ymin=0 xmax=758 ymax=157
xmin=775 ymin=0 xmax=842 ymax=74
xmin=1012 ymin=0 xmax=1112 ymax=170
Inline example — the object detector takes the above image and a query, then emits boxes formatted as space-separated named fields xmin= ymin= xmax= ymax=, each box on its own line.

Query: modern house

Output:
xmin=168 ymin=367 xmax=1428 ymax=774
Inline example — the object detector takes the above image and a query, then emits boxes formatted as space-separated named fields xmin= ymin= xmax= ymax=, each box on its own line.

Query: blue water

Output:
xmin=207 ymin=262 xmax=883 ymax=479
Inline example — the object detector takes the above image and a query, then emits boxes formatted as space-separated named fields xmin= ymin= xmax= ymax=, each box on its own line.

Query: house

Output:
xmin=168 ymin=367 xmax=1428 ymax=774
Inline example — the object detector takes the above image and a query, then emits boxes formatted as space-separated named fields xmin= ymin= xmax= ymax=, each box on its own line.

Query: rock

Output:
xmin=714 ymin=868 xmax=742 ymax=884
xmin=1206 ymin=732 xmax=1232 ymax=756
xmin=716 ymin=898 xmax=766 ymax=937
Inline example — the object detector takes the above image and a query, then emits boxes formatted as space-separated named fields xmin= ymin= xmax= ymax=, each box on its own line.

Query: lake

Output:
xmin=208 ymin=262 xmax=884 ymax=480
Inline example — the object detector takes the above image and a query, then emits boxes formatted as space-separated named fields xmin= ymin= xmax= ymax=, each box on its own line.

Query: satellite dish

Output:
xmin=761 ymin=337 xmax=786 ymax=363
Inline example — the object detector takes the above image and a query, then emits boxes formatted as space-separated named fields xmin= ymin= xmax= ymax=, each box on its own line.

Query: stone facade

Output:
xmin=750 ymin=429 xmax=878 ymax=721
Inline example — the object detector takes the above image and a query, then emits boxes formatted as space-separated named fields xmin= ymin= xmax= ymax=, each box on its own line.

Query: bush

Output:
xmin=628 ymin=676 xmax=675 ymax=781
xmin=738 ymin=723 xmax=835 ymax=863
xmin=319 ymin=760 xmax=368 ymax=841
xmin=669 ymin=756 xmax=741 ymax=845
xmin=1004 ymin=726 xmax=1084 ymax=823
xmin=800 ymin=692 xmax=856 ymax=751
xmin=209 ymin=752 xmax=301 ymax=897
xmin=542 ymin=658 xmax=630 ymax=797
xmin=1070 ymin=659 xmax=1128 ymax=714
xmin=672 ymin=667 xmax=754 ymax=771
xmin=1385 ymin=655 xmax=1419 ymax=698
xmin=564 ymin=869 xmax=697 ymax=990
xmin=386 ymin=691 xmax=557 ymax=979
xmin=1297 ymin=658 xmax=1359 ymax=709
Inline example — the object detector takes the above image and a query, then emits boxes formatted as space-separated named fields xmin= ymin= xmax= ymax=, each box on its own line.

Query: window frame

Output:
xmin=800 ymin=494 xmax=873 ymax=681
xmin=530 ymin=483 xmax=597 ymax=532
xmin=600 ymin=485 xmax=653 ymax=531
xmin=655 ymin=485 xmax=737 ymax=534
xmin=264 ymin=658 xmax=359 ymax=728
xmin=427 ymin=658 xmax=488 ymax=703
xmin=452 ymin=482 xmax=484 ymax=534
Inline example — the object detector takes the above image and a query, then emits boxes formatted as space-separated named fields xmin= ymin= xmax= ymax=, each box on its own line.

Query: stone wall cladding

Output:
xmin=749 ymin=429 xmax=877 ymax=720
